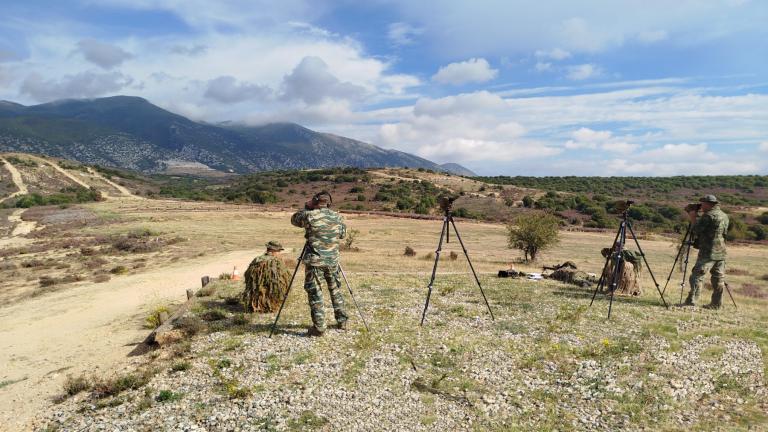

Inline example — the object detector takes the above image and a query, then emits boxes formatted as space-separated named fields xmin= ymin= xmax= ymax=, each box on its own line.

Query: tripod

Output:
xmin=420 ymin=205 xmax=494 ymax=325
xmin=661 ymin=223 xmax=737 ymax=308
xmin=269 ymin=243 xmax=370 ymax=337
xmin=589 ymin=207 xmax=669 ymax=318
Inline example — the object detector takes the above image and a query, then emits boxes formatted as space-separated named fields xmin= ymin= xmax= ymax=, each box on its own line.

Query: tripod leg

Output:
xmin=338 ymin=264 xmax=371 ymax=332
xmin=679 ymin=235 xmax=694 ymax=304
xmin=607 ymin=222 xmax=626 ymax=319
xmin=590 ymin=224 xmax=623 ymax=306
xmin=724 ymin=282 xmax=738 ymax=309
xmin=662 ymin=224 xmax=690 ymax=297
xmin=269 ymin=246 xmax=306 ymax=338
xmin=421 ymin=219 xmax=448 ymax=326
xmin=627 ymin=222 xmax=669 ymax=309
xmin=449 ymin=218 xmax=494 ymax=320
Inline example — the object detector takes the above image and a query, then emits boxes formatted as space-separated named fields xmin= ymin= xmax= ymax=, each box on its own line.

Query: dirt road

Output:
xmin=0 ymin=249 xmax=259 ymax=431
xmin=0 ymin=158 xmax=28 ymax=203
xmin=87 ymin=167 xmax=141 ymax=199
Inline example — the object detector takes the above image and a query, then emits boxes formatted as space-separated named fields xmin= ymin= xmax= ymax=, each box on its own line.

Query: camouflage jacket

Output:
xmin=692 ymin=205 xmax=729 ymax=260
xmin=291 ymin=208 xmax=347 ymax=267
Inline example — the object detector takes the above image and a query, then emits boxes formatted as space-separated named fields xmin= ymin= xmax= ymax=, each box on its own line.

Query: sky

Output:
xmin=1 ymin=0 xmax=767 ymax=176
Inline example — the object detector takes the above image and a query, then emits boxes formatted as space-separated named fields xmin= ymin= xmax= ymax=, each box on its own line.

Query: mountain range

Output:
xmin=0 ymin=96 xmax=474 ymax=176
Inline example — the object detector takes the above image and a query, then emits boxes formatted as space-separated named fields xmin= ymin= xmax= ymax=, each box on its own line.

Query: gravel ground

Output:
xmin=35 ymin=276 xmax=768 ymax=431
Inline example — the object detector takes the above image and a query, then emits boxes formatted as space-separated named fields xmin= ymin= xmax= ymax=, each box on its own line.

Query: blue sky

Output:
xmin=1 ymin=0 xmax=767 ymax=175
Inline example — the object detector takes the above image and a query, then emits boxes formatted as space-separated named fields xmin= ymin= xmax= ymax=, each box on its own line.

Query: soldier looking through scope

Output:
xmin=682 ymin=194 xmax=730 ymax=309
xmin=290 ymin=192 xmax=349 ymax=336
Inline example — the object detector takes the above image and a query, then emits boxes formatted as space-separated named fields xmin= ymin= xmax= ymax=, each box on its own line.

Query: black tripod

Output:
xmin=589 ymin=205 xmax=669 ymax=318
xmin=269 ymin=243 xmax=370 ymax=337
xmin=661 ymin=223 xmax=737 ymax=308
xmin=420 ymin=202 xmax=494 ymax=325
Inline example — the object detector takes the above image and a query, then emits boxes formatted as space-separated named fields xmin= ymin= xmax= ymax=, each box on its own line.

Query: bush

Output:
xmin=145 ymin=306 xmax=170 ymax=329
xmin=449 ymin=251 xmax=459 ymax=261
xmin=63 ymin=375 xmax=90 ymax=396
xmin=341 ymin=229 xmax=360 ymax=251
xmin=155 ymin=390 xmax=184 ymax=402
xmin=507 ymin=212 xmax=560 ymax=262
xmin=404 ymin=246 xmax=416 ymax=257
xmin=91 ymin=372 xmax=152 ymax=398
xmin=110 ymin=265 xmax=129 ymax=275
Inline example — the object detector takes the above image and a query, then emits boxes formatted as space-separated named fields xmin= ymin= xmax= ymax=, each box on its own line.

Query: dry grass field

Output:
xmin=0 ymin=195 xmax=764 ymax=430
xmin=0 ymin=154 xmax=766 ymax=431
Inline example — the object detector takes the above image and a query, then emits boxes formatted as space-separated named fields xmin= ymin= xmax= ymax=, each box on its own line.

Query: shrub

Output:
xmin=341 ymin=229 xmax=360 ymax=251
xmin=110 ymin=265 xmax=129 ymax=275
xmin=91 ymin=372 xmax=152 ymax=398
xmin=145 ymin=306 xmax=170 ymax=329
xmin=404 ymin=246 xmax=416 ymax=257
xmin=63 ymin=375 xmax=90 ymax=396
xmin=171 ymin=361 xmax=191 ymax=372
xmin=449 ymin=251 xmax=459 ymax=261
xmin=155 ymin=390 xmax=183 ymax=402
xmin=507 ymin=212 xmax=560 ymax=262
xmin=200 ymin=308 xmax=227 ymax=321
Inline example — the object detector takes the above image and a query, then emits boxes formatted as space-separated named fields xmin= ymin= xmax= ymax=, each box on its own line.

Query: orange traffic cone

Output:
xmin=232 ymin=265 xmax=241 ymax=281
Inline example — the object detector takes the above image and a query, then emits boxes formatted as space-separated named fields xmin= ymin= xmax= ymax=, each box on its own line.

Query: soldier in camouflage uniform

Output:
xmin=291 ymin=193 xmax=348 ymax=336
xmin=684 ymin=195 xmax=730 ymax=309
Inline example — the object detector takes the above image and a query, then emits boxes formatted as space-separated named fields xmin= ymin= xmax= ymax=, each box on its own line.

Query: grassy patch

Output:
xmin=287 ymin=410 xmax=329 ymax=431
xmin=155 ymin=390 xmax=184 ymax=402
xmin=62 ymin=375 xmax=90 ymax=396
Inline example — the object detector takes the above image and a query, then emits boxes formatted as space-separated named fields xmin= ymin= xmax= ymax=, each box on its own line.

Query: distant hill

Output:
xmin=0 ymin=96 xmax=473 ymax=175
xmin=439 ymin=163 xmax=476 ymax=176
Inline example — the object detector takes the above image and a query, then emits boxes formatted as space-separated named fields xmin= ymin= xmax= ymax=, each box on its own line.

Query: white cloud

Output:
xmin=535 ymin=62 xmax=552 ymax=72
xmin=566 ymin=63 xmax=602 ymax=80
xmin=572 ymin=127 xmax=611 ymax=142
xmin=432 ymin=58 xmax=498 ymax=85
xmin=641 ymin=143 xmax=713 ymax=160
xmin=636 ymin=30 xmax=668 ymax=43
xmin=759 ymin=142 xmax=768 ymax=152
xmin=203 ymin=76 xmax=272 ymax=103
xmin=414 ymin=91 xmax=506 ymax=117
xmin=170 ymin=44 xmax=208 ymax=56
xmin=20 ymin=71 xmax=133 ymax=101
xmin=602 ymin=141 xmax=640 ymax=154
xmin=281 ymin=56 xmax=367 ymax=104
xmin=387 ymin=22 xmax=423 ymax=46
xmin=535 ymin=48 xmax=571 ymax=60
xmin=385 ymin=1 xmax=763 ymax=58
xmin=76 ymin=39 xmax=132 ymax=69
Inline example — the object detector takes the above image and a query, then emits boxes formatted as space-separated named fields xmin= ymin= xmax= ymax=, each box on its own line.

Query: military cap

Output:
xmin=699 ymin=194 xmax=719 ymax=204
xmin=265 ymin=240 xmax=284 ymax=251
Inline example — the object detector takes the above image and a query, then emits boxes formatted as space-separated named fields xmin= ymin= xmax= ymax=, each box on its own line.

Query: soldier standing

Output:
xmin=683 ymin=195 xmax=730 ymax=309
xmin=291 ymin=192 xmax=349 ymax=336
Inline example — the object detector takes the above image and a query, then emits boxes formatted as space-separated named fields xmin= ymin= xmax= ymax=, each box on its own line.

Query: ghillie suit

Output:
xmin=242 ymin=254 xmax=291 ymax=313
xmin=544 ymin=261 xmax=597 ymax=288
xmin=600 ymin=248 xmax=643 ymax=296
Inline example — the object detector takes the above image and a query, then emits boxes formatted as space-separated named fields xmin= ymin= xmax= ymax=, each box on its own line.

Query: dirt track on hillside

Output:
xmin=0 ymin=250 xmax=258 ymax=431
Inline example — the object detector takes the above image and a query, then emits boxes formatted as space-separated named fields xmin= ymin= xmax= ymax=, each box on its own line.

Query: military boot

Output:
xmin=336 ymin=320 xmax=347 ymax=331
xmin=680 ymin=292 xmax=696 ymax=307
xmin=703 ymin=289 xmax=723 ymax=310
xmin=307 ymin=326 xmax=325 ymax=337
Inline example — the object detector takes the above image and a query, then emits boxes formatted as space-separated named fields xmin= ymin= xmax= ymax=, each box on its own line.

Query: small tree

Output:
xmin=522 ymin=195 xmax=535 ymax=208
xmin=342 ymin=229 xmax=360 ymax=251
xmin=507 ymin=212 xmax=560 ymax=262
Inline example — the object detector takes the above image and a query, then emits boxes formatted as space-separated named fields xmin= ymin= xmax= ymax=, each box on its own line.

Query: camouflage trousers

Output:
xmin=686 ymin=257 xmax=726 ymax=304
xmin=303 ymin=265 xmax=348 ymax=332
